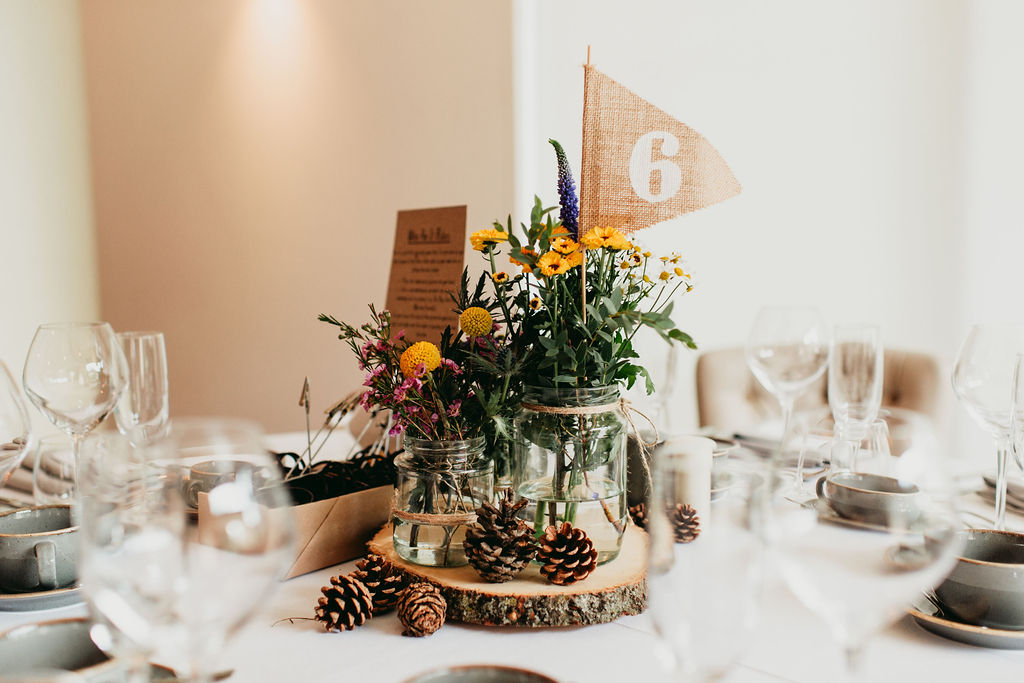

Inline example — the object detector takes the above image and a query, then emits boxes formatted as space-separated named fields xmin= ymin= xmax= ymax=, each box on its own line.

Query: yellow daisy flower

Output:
xmin=492 ymin=271 xmax=509 ymax=283
xmin=459 ymin=307 xmax=493 ymax=338
xmin=629 ymin=253 xmax=642 ymax=266
xmin=537 ymin=251 xmax=579 ymax=276
xmin=399 ymin=341 xmax=441 ymax=378
xmin=529 ymin=297 xmax=542 ymax=311
xmin=509 ymin=248 xmax=536 ymax=274
xmin=550 ymin=236 xmax=579 ymax=255
xmin=580 ymin=227 xmax=631 ymax=251
xmin=470 ymin=229 xmax=508 ymax=252
xmin=618 ymin=261 xmax=630 ymax=269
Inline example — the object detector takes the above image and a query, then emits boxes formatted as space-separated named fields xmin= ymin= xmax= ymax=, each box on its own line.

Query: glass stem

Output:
xmin=776 ymin=397 xmax=795 ymax=471
xmin=994 ymin=437 xmax=1010 ymax=531
xmin=842 ymin=644 xmax=865 ymax=682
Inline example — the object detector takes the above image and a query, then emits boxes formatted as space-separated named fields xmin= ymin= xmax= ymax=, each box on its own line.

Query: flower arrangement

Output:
xmin=468 ymin=139 xmax=695 ymax=395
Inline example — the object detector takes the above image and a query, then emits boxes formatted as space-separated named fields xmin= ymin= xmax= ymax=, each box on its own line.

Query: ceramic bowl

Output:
xmin=935 ymin=529 xmax=1024 ymax=630
xmin=405 ymin=666 xmax=558 ymax=683
xmin=816 ymin=471 xmax=920 ymax=526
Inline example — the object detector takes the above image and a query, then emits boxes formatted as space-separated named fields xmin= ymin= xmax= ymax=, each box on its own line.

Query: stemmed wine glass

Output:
xmin=0 ymin=361 xmax=33 ymax=488
xmin=745 ymin=307 xmax=829 ymax=484
xmin=22 ymin=322 xmax=128 ymax=469
xmin=114 ymin=331 xmax=169 ymax=443
xmin=951 ymin=324 xmax=1024 ymax=530
xmin=647 ymin=440 xmax=769 ymax=681
xmin=1009 ymin=353 xmax=1024 ymax=476
xmin=770 ymin=421 xmax=962 ymax=680
xmin=828 ymin=325 xmax=883 ymax=471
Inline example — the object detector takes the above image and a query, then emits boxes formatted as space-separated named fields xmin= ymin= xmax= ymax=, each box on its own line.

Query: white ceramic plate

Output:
xmin=0 ymin=583 xmax=83 ymax=612
xmin=908 ymin=594 xmax=1024 ymax=650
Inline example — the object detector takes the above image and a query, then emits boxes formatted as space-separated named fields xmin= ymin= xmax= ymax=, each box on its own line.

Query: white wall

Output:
xmin=0 ymin=0 xmax=98 ymax=431
xmin=517 ymin=0 xmax=982 ymax=455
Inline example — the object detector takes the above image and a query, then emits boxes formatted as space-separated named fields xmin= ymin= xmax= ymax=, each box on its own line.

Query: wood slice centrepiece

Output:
xmin=367 ymin=523 xmax=647 ymax=627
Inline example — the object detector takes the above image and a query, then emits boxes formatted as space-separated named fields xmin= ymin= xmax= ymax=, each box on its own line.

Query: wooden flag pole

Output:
xmin=581 ymin=46 xmax=591 ymax=327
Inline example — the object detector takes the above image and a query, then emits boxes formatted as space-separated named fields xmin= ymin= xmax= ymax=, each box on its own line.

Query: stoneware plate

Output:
xmin=0 ymin=618 xmax=176 ymax=680
xmin=0 ymin=583 xmax=83 ymax=611
xmin=404 ymin=665 xmax=559 ymax=683
xmin=908 ymin=594 xmax=1024 ymax=650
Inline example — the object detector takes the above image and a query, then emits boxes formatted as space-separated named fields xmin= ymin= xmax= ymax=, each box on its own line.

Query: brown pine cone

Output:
xmin=349 ymin=553 xmax=407 ymax=614
xmin=628 ymin=503 xmax=647 ymax=530
xmin=671 ymin=503 xmax=701 ymax=543
xmin=397 ymin=582 xmax=447 ymax=637
xmin=537 ymin=521 xmax=598 ymax=586
xmin=314 ymin=574 xmax=373 ymax=632
xmin=464 ymin=489 xmax=538 ymax=583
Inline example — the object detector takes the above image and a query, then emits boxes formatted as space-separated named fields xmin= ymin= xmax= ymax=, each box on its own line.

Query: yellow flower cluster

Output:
xmin=399 ymin=341 xmax=442 ymax=378
xmin=459 ymin=307 xmax=493 ymax=338
xmin=470 ymin=229 xmax=508 ymax=252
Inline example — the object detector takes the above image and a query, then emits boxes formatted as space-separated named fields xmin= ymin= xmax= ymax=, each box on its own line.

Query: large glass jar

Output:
xmin=512 ymin=386 xmax=628 ymax=564
xmin=393 ymin=436 xmax=492 ymax=567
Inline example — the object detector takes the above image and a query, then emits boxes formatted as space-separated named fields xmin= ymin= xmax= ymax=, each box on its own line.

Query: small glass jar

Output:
xmin=393 ymin=436 xmax=492 ymax=567
xmin=512 ymin=385 xmax=628 ymax=564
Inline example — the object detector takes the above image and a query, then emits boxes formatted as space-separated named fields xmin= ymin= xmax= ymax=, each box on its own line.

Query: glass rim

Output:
xmin=36 ymin=322 xmax=111 ymax=331
xmin=116 ymin=330 xmax=165 ymax=340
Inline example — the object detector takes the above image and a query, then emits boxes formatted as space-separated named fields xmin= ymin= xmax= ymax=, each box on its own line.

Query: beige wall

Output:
xmin=81 ymin=1 xmax=515 ymax=431
xmin=0 ymin=0 xmax=98 ymax=433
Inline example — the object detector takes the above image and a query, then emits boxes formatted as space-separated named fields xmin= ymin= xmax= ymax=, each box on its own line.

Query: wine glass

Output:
xmin=159 ymin=418 xmax=296 ymax=682
xmin=32 ymin=435 xmax=76 ymax=504
xmin=828 ymin=325 xmax=883 ymax=466
xmin=1011 ymin=353 xmax=1024 ymax=472
xmin=646 ymin=438 xmax=769 ymax=681
xmin=951 ymin=324 xmax=1024 ymax=530
xmin=114 ymin=331 xmax=170 ymax=443
xmin=745 ymin=307 xmax=829 ymax=482
xmin=770 ymin=421 xmax=962 ymax=680
xmin=0 ymin=361 xmax=32 ymax=488
xmin=22 ymin=322 xmax=128 ymax=470
xmin=77 ymin=431 xmax=184 ymax=683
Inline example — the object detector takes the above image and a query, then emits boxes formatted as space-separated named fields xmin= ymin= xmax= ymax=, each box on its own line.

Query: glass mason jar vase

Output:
xmin=393 ymin=436 xmax=493 ymax=567
xmin=512 ymin=386 xmax=628 ymax=564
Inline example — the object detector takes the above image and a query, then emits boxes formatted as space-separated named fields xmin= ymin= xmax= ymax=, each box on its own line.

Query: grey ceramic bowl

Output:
xmin=405 ymin=666 xmax=558 ymax=683
xmin=0 ymin=505 xmax=77 ymax=592
xmin=935 ymin=529 xmax=1024 ymax=630
xmin=816 ymin=471 xmax=920 ymax=526
xmin=0 ymin=618 xmax=174 ymax=681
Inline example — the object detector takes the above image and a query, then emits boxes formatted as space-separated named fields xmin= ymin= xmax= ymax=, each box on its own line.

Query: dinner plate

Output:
xmin=0 ymin=583 xmax=83 ymax=612
xmin=908 ymin=594 xmax=1024 ymax=650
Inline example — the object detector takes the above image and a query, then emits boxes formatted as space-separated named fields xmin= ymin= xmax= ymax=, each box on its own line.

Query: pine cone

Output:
xmin=314 ymin=575 xmax=373 ymax=632
xmin=537 ymin=522 xmax=598 ymax=586
xmin=397 ymin=582 xmax=446 ymax=637
xmin=671 ymin=503 xmax=701 ymax=543
xmin=464 ymin=489 xmax=538 ymax=583
xmin=628 ymin=503 xmax=647 ymax=530
xmin=350 ymin=553 xmax=407 ymax=614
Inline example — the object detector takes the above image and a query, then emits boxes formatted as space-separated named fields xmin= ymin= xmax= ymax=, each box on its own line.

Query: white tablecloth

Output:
xmin=2 ymin=433 xmax=1023 ymax=682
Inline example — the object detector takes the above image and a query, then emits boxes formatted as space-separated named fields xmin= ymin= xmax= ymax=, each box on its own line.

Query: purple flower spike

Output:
xmin=549 ymin=139 xmax=579 ymax=239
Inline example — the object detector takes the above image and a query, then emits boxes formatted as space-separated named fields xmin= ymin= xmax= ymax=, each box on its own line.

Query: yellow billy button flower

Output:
xmin=492 ymin=271 xmax=509 ymax=283
xmin=529 ymin=297 xmax=542 ymax=311
xmin=550 ymin=236 xmax=579 ymax=255
xmin=399 ymin=341 xmax=441 ymax=378
xmin=659 ymin=271 xmax=671 ymax=281
xmin=643 ymin=251 xmax=652 ymax=258
xmin=459 ymin=307 xmax=493 ymax=338
xmin=643 ymin=275 xmax=652 ymax=283
xmin=470 ymin=229 xmax=508 ymax=252
xmin=674 ymin=267 xmax=689 ymax=278
xmin=580 ymin=227 xmax=631 ymax=251
xmin=618 ymin=260 xmax=630 ymax=270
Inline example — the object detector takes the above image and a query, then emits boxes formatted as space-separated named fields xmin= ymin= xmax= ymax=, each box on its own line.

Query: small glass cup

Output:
xmin=32 ymin=435 xmax=76 ymax=504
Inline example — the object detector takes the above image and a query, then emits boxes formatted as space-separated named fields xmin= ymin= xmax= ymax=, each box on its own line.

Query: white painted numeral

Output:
xmin=629 ymin=131 xmax=682 ymax=203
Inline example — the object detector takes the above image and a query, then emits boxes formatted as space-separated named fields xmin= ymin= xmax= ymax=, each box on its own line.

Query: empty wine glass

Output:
xmin=745 ymin=307 xmax=829 ymax=483
xmin=951 ymin=324 xmax=1024 ymax=530
xmin=160 ymin=418 xmax=296 ymax=682
xmin=114 ymin=331 xmax=169 ymax=443
xmin=828 ymin=325 xmax=883 ymax=465
xmin=78 ymin=431 xmax=184 ymax=683
xmin=32 ymin=435 xmax=76 ymax=504
xmin=0 ymin=361 xmax=32 ymax=488
xmin=647 ymin=439 xmax=769 ymax=681
xmin=22 ymin=322 xmax=128 ymax=470
xmin=770 ymin=421 xmax=961 ymax=680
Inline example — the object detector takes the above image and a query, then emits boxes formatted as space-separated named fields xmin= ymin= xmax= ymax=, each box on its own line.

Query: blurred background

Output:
xmin=1 ymin=0 xmax=1022 ymax=465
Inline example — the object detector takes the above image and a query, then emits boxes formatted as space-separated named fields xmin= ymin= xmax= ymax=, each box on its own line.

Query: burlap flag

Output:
xmin=580 ymin=65 xmax=741 ymax=234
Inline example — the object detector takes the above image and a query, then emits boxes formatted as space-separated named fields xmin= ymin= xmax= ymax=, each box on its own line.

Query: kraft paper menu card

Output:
xmin=385 ymin=205 xmax=467 ymax=343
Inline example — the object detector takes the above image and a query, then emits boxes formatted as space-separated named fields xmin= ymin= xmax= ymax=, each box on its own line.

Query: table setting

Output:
xmin=2 ymin=54 xmax=1024 ymax=683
